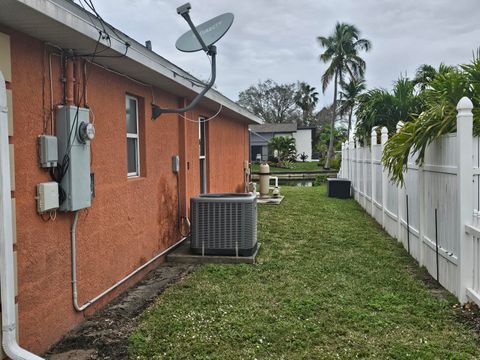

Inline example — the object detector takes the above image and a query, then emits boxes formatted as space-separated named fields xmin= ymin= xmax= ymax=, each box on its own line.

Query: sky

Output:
xmin=86 ymin=0 xmax=480 ymax=109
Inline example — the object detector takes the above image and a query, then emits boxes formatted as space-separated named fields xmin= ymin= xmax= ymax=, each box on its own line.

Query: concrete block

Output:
xmin=9 ymin=144 xmax=14 ymax=192
xmin=6 ymin=89 xmax=12 ymax=136
xmin=14 ymin=250 xmax=17 ymax=297
xmin=11 ymin=198 xmax=16 ymax=245
xmin=0 ymin=32 xmax=11 ymax=82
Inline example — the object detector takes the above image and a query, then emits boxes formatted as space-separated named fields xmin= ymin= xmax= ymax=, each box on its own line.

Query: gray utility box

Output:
xmin=190 ymin=193 xmax=257 ymax=256
xmin=327 ymin=178 xmax=351 ymax=199
xmin=56 ymin=106 xmax=92 ymax=211
xmin=38 ymin=135 xmax=58 ymax=168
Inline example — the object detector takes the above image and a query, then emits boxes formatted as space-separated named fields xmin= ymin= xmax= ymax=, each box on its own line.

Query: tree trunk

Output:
xmin=325 ymin=71 xmax=338 ymax=169
xmin=347 ymin=107 xmax=353 ymax=140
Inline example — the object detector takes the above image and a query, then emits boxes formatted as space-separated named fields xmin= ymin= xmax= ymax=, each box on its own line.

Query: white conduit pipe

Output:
xmin=0 ymin=72 xmax=44 ymax=359
xmin=71 ymin=211 xmax=187 ymax=312
xmin=269 ymin=176 xmax=279 ymax=188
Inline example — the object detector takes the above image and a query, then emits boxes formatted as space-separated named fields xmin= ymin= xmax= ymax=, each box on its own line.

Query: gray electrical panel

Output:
xmin=38 ymin=135 xmax=58 ymax=168
xmin=56 ymin=106 xmax=94 ymax=211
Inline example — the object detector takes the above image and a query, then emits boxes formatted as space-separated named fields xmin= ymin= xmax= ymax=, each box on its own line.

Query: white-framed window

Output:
xmin=199 ymin=118 xmax=207 ymax=194
xmin=126 ymin=95 xmax=140 ymax=177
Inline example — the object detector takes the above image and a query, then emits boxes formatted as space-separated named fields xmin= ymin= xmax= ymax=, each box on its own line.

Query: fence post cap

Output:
xmin=457 ymin=97 xmax=473 ymax=111
xmin=381 ymin=127 xmax=388 ymax=135
xmin=396 ymin=121 xmax=404 ymax=132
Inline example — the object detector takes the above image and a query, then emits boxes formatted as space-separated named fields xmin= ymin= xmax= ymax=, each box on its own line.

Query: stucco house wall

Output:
xmin=293 ymin=129 xmax=313 ymax=161
xmin=0 ymin=10 xmax=257 ymax=356
xmin=250 ymin=124 xmax=315 ymax=162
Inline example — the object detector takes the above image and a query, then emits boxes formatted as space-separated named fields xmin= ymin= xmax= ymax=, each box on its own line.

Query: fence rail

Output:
xmin=339 ymin=97 xmax=480 ymax=304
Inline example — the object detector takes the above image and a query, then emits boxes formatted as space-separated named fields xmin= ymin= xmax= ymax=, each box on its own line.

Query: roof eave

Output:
xmin=0 ymin=0 xmax=262 ymax=124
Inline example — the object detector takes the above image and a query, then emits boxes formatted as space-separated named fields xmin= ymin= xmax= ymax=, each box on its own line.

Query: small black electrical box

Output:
xmin=327 ymin=178 xmax=351 ymax=199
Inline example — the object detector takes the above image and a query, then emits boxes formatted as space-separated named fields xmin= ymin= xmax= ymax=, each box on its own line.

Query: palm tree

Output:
xmin=383 ymin=63 xmax=475 ymax=184
xmin=295 ymin=82 xmax=319 ymax=126
xmin=413 ymin=64 xmax=437 ymax=91
xmin=414 ymin=63 xmax=456 ymax=91
xmin=268 ymin=136 xmax=297 ymax=167
xmin=355 ymin=77 xmax=423 ymax=143
xmin=318 ymin=22 xmax=371 ymax=168
xmin=338 ymin=77 xmax=366 ymax=139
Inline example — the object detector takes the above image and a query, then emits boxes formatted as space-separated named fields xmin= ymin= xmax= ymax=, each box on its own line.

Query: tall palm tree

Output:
xmin=318 ymin=22 xmax=371 ymax=168
xmin=338 ymin=77 xmax=366 ymax=139
xmin=295 ymin=82 xmax=319 ymax=126
xmin=413 ymin=64 xmax=437 ymax=91
xmin=414 ymin=63 xmax=456 ymax=91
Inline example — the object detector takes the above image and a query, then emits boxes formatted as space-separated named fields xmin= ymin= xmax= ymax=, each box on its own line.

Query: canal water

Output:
xmin=278 ymin=179 xmax=313 ymax=187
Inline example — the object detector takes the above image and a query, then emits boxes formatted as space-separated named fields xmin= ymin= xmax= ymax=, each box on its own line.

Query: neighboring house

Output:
xmin=0 ymin=0 xmax=261 ymax=357
xmin=249 ymin=123 xmax=316 ymax=162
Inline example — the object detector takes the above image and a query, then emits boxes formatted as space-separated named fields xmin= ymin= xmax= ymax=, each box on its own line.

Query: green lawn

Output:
xmin=129 ymin=187 xmax=480 ymax=359
xmin=251 ymin=162 xmax=328 ymax=173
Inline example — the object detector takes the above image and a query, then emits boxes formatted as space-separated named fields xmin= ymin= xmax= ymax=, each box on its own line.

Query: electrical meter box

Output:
xmin=56 ymin=106 xmax=94 ymax=211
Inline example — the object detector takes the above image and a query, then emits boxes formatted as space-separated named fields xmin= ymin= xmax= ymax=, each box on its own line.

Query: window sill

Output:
xmin=127 ymin=175 xmax=145 ymax=182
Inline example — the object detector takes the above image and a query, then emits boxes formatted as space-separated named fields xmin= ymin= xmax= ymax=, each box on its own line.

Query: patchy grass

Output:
xmin=251 ymin=162 xmax=327 ymax=173
xmin=129 ymin=187 xmax=480 ymax=359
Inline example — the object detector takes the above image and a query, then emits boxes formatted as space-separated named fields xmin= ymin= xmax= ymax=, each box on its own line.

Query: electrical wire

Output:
xmin=48 ymin=52 xmax=56 ymax=134
xmin=76 ymin=0 xmax=131 ymax=59
xmin=73 ymin=0 xmax=211 ymax=92
xmin=179 ymin=104 xmax=223 ymax=123
xmin=42 ymin=46 xmax=48 ymax=134
xmin=248 ymin=128 xmax=271 ymax=143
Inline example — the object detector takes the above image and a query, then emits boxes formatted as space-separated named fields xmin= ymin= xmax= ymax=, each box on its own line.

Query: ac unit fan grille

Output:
xmin=190 ymin=194 xmax=257 ymax=256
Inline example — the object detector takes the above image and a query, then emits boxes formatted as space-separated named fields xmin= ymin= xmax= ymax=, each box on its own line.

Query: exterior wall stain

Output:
xmin=3 ymin=26 xmax=250 ymax=354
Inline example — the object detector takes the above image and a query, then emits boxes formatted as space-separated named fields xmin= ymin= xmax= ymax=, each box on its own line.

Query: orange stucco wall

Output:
xmin=3 ymin=26 xmax=250 ymax=354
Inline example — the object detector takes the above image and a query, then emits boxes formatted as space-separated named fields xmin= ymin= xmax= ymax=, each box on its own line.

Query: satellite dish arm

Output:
xmin=152 ymin=3 xmax=219 ymax=118
xmin=179 ymin=7 xmax=209 ymax=53
xmin=152 ymin=46 xmax=216 ymax=117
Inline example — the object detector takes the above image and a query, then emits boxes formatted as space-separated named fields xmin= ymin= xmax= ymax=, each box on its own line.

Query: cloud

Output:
xmin=88 ymin=0 xmax=480 ymax=108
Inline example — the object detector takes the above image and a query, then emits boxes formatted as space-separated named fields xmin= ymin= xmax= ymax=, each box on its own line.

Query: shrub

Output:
xmin=314 ymin=175 xmax=328 ymax=186
xmin=329 ymin=157 xmax=341 ymax=169
xmin=299 ymin=152 xmax=309 ymax=162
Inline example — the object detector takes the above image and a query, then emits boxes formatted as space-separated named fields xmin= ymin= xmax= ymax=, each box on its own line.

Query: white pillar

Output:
xmin=396 ymin=122 xmax=404 ymax=242
xmin=0 ymin=72 xmax=44 ymax=359
xmin=349 ymin=137 xmax=354 ymax=183
xmin=381 ymin=127 xmax=388 ymax=228
xmin=418 ymin=152 xmax=426 ymax=266
xmin=363 ymin=141 xmax=367 ymax=209
xmin=457 ymin=97 xmax=474 ymax=303
xmin=355 ymin=140 xmax=361 ymax=203
xmin=371 ymin=127 xmax=377 ymax=217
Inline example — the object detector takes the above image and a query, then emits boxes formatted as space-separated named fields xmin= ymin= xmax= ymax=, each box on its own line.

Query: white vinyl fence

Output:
xmin=339 ymin=97 xmax=480 ymax=304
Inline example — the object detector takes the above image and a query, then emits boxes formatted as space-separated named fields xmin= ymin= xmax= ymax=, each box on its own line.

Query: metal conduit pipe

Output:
xmin=71 ymin=211 xmax=187 ymax=312
xmin=0 ymin=71 xmax=44 ymax=359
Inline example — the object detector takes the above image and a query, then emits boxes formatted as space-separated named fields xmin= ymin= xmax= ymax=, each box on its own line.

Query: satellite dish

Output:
xmin=176 ymin=13 xmax=234 ymax=53
xmin=152 ymin=4 xmax=233 ymax=118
